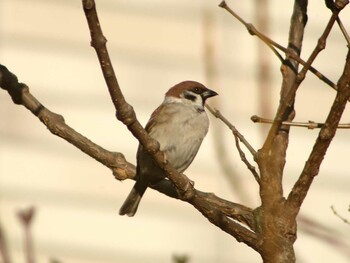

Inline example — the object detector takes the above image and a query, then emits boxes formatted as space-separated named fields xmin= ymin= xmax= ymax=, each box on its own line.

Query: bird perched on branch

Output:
xmin=119 ymin=81 xmax=218 ymax=216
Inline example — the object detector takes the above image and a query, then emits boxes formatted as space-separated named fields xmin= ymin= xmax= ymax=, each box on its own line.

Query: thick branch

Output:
xmin=286 ymin=48 xmax=350 ymax=217
xmin=82 ymin=0 xmax=195 ymax=200
xmin=0 ymin=64 xmax=256 ymax=240
xmin=82 ymin=0 xmax=260 ymax=248
xmin=0 ymin=68 xmax=259 ymax=250
xmin=0 ymin=65 xmax=134 ymax=181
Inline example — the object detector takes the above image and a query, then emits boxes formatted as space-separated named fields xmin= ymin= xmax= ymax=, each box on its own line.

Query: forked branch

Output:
xmin=0 ymin=62 xmax=257 ymax=248
xmin=287 ymin=49 xmax=350 ymax=217
xmin=219 ymin=0 xmax=340 ymax=93
xmin=82 ymin=0 xmax=259 ymax=247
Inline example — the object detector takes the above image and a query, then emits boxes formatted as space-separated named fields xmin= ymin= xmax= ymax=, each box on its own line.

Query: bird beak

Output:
xmin=202 ymin=88 xmax=218 ymax=100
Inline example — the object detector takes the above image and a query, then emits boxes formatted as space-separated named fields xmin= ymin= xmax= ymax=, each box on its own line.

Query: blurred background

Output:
xmin=1 ymin=0 xmax=350 ymax=262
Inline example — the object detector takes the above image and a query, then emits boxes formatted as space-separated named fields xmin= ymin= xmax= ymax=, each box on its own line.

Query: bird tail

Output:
xmin=119 ymin=180 xmax=147 ymax=217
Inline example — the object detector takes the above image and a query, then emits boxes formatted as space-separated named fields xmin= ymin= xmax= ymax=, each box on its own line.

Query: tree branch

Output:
xmin=17 ymin=207 xmax=36 ymax=263
xmin=251 ymin=115 xmax=350 ymax=129
xmin=331 ymin=205 xmax=350 ymax=226
xmin=0 ymin=65 xmax=134 ymax=181
xmin=81 ymin=0 xmax=261 ymax=249
xmin=82 ymin=0 xmax=196 ymax=200
xmin=205 ymin=105 xmax=260 ymax=185
xmin=0 ymin=1 xmax=262 ymax=251
xmin=219 ymin=0 xmax=340 ymax=94
xmin=286 ymin=48 xmax=350 ymax=217
xmin=0 ymin=62 xmax=257 ymax=247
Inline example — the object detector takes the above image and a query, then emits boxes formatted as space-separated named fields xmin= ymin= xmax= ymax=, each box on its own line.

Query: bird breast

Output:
xmin=148 ymin=102 xmax=209 ymax=173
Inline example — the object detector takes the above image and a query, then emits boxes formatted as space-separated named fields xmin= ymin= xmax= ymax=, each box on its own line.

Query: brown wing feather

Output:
xmin=144 ymin=104 xmax=164 ymax=133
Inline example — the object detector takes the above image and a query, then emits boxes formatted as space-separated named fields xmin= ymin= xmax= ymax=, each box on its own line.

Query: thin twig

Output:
xmin=331 ymin=205 xmax=350 ymax=226
xmin=295 ymin=1 xmax=347 ymax=85
xmin=219 ymin=0 xmax=284 ymax=63
xmin=206 ymin=105 xmax=257 ymax=157
xmin=205 ymin=105 xmax=260 ymax=184
xmin=251 ymin=115 xmax=350 ymax=129
xmin=325 ymin=0 xmax=350 ymax=47
xmin=219 ymin=0 xmax=340 ymax=94
xmin=336 ymin=17 xmax=350 ymax=47
xmin=233 ymin=135 xmax=261 ymax=185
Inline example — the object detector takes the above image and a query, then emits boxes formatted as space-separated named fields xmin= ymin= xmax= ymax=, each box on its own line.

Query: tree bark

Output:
xmin=257 ymin=0 xmax=308 ymax=262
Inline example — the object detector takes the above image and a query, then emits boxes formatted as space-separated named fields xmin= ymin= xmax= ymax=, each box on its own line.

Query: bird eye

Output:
xmin=193 ymin=87 xmax=201 ymax=93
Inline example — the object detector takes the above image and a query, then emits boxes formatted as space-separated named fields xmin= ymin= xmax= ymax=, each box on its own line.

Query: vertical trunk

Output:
xmin=257 ymin=1 xmax=308 ymax=262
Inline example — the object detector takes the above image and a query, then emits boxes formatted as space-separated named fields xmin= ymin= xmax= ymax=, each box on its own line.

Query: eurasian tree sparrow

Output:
xmin=119 ymin=81 xmax=218 ymax=216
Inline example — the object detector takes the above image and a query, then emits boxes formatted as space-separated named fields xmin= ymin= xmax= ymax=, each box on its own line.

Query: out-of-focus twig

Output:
xmin=251 ymin=115 xmax=350 ymax=129
xmin=299 ymin=214 xmax=350 ymax=259
xmin=0 ymin=222 xmax=12 ymax=263
xmin=331 ymin=205 xmax=350 ymax=225
xmin=172 ymin=254 xmax=189 ymax=263
xmin=17 ymin=207 xmax=36 ymax=263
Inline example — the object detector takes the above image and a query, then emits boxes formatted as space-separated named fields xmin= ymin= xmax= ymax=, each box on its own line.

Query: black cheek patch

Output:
xmin=184 ymin=92 xmax=197 ymax=102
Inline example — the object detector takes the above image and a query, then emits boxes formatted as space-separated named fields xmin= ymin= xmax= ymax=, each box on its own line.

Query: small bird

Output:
xmin=119 ymin=81 xmax=218 ymax=216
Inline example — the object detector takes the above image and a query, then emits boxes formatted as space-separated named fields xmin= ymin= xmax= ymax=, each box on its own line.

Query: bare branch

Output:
xmin=331 ymin=205 xmax=350 ymax=226
xmin=326 ymin=0 xmax=350 ymax=46
xmin=296 ymin=0 xmax=348 ymax=85
xmin=0 ymin=62 xmax=257 ymax=246
xmin=0 ymin=222 xmax=11 ymax=263
xmin=251 ymin=115 xmax=350 ymax=129
xmin=206 ymin=106 xmax=260 ymax=183
xmin=219 ymin=1 xmax=284 ymax=63
xmin=81 ymin=0 xmax=261 ymax=248
xmin=17 ymin=207 xmax=36 ymax=263
xmin=286 ymin=49 xmax=350 ymax=217
xmin=82 ymin=0 xmax=196 ymax=201
xmin=219 ymin=0 xmax=339 ymax=93
xmin=0 ymin=1 xmax=261 ymax=249
xmin=336 ymin=17 xmax=350 ymax=47
xmin=206 ymin=105 xmax=257 ymax=157
xmin=0 ymin=65 xmax=134 ymax=181
xmin=234 ymin=135 xmax=260 ymax=185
